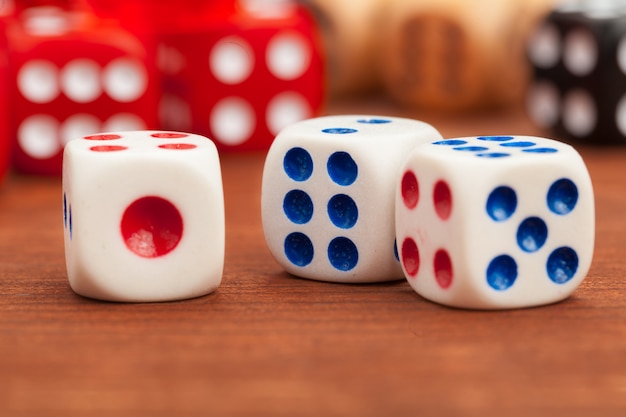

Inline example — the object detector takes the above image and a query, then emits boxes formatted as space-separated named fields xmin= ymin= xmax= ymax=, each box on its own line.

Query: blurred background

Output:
xmin=3 ymin=0 xmax=624 ymax=180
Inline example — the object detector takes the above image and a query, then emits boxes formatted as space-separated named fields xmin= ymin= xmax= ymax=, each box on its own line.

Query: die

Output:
xmin=0 ymin=19 xmax=10 ymax=183
xmin=261 ymin=115 xmax=443 ymax=283
xmin=9 ymin=6 xmax=159 ymax=175
xmin=379 ymin=0 xmax=552 ymax=110
xmin=62 ymin=130 xmax=224 ymax=302
xmin=82 ymin=0 xmax=236 ymax=29
xmin=526 ymin=1 xmax=626 ymax=144
xmin=395 ymin=135 xmax=594 ymax=309
xmin=156 ymin=3 xmax=325 ymax=151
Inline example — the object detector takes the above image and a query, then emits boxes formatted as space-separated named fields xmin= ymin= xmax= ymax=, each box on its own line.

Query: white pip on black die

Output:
xmin=395 ymin=135 xmax=595 ymax=309
xmin=62 ymin=131 xmax=225 ymax=302
xmin=262 ymin=115 xmax=443 ymax=283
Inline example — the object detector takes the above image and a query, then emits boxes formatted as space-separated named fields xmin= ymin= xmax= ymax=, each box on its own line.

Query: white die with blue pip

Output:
xmin=261 ymin=115 xmax=443 ymax=283
xmin=62 ymin=131 xmax=225 ymax=302
xmin=395 ymin=135 xmax=594 ymax=309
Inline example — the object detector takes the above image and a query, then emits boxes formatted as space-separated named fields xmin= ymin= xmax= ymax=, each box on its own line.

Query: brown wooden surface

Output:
xmin=1 ymin=102 xmax=625 ymax=416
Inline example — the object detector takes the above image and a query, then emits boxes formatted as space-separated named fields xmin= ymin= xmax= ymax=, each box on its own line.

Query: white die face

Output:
xmin=261 ymin=115 xmax=443 ymax=283
xmin=396 ymin=135 xmax=595 ymax=309
xmin=62 ymin=131 xmax=225 ymax=302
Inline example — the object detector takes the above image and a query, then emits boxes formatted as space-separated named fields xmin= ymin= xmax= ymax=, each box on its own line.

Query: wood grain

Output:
xmin=1 ymin=105 xmax=625 ymax=417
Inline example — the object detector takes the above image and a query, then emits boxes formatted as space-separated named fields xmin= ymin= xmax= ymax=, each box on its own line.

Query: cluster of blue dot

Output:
xmin=63 ymin=192 xmax=72 ymax=240
xmin=436 ymin=135 xmax=580 ymax=291
xmin=433 ymin=135 xmax=559 ymax=158
xmin=281 ymin=118 xmax=392 ymax=272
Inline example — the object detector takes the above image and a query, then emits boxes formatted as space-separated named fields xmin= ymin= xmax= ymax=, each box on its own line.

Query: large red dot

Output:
xmin=433 ymin=180 xmax=452 ymax=220
xmin=401 ymin=238 xmax=420 ymax=278
xmin=84 ymin=134 xmax=122 ymax=140
xmin=401 ymin=170 xmax=419 ymax=209
xmin=434 ymin=249 xmax=453 ymax=289
xmin=151 ymin=132 xmax=189 ymax=139
xmin=120 ymin=196 xmax=183 ymax=258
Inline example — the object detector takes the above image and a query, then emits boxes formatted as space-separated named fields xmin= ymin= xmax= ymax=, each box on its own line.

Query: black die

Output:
xmin=526 ymin=1 xmax=626 ymax=144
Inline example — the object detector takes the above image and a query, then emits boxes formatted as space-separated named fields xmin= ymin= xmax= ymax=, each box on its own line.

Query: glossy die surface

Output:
xmin=396 ymin=135 xmax=594 ymax=309
xmin=526 ymin=1 xmax=626 ymax=144
xmin=158 ymin=4 xmax=325 ymax=151
xmin=62 ymin=131 xmax=224 ymax=302
xmin=262 ymin=115 xmax=443 ymax=283
xmin=10 ymin=7 xmax=158 ymax=175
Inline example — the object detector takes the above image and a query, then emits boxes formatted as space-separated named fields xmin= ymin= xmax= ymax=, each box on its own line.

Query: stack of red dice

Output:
xmin=0 ymin=0 xmax=325 ymax=177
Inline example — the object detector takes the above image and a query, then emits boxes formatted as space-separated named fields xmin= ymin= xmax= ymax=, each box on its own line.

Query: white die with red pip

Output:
xmin=262 ymin=115 xmax=443 ymax=283
xmin=396 ymin=135 xmax=595 ymax=309
xmin=62 ymin=131 xmax=224 ymax=302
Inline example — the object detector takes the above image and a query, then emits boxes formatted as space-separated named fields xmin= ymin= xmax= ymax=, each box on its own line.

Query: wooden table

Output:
xmin=1 ymin=102 xmax=625 ymax=416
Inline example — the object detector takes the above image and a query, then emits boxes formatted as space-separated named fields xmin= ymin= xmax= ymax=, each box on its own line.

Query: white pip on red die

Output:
xmin=396 ymin=135 xmax=594 ymax=309
xmin=261 ymin=115 xmax=443 ymax=283
xmin=62 ymin=131 xmax=224 ymax=302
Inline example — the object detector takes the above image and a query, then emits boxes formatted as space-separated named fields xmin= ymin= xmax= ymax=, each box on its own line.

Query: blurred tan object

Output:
xmin=303 ymin=0 xmax=383 ymax=97
xmin=379 ymin=0 xmax=557 ymax=111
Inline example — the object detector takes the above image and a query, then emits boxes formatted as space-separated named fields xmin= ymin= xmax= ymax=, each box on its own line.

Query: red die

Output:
xmin=0 ymin=18 xmax=10 ymax=183
xmin=8 ymin=6 xmax=159 ymax=175
xmin=82 ymin=0 xmax=236 ymax=25
xmin=157 ymin=3 xmax=326 ymax=151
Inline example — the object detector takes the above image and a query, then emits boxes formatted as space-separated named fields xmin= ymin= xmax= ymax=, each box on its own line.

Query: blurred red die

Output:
xmin=0 ymin=18 xmax=10 ymax=183
xmin=8 ymin=6 xmax=159 ymax=175
xmin=157 ymin=3 xmax=326 ymax=151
